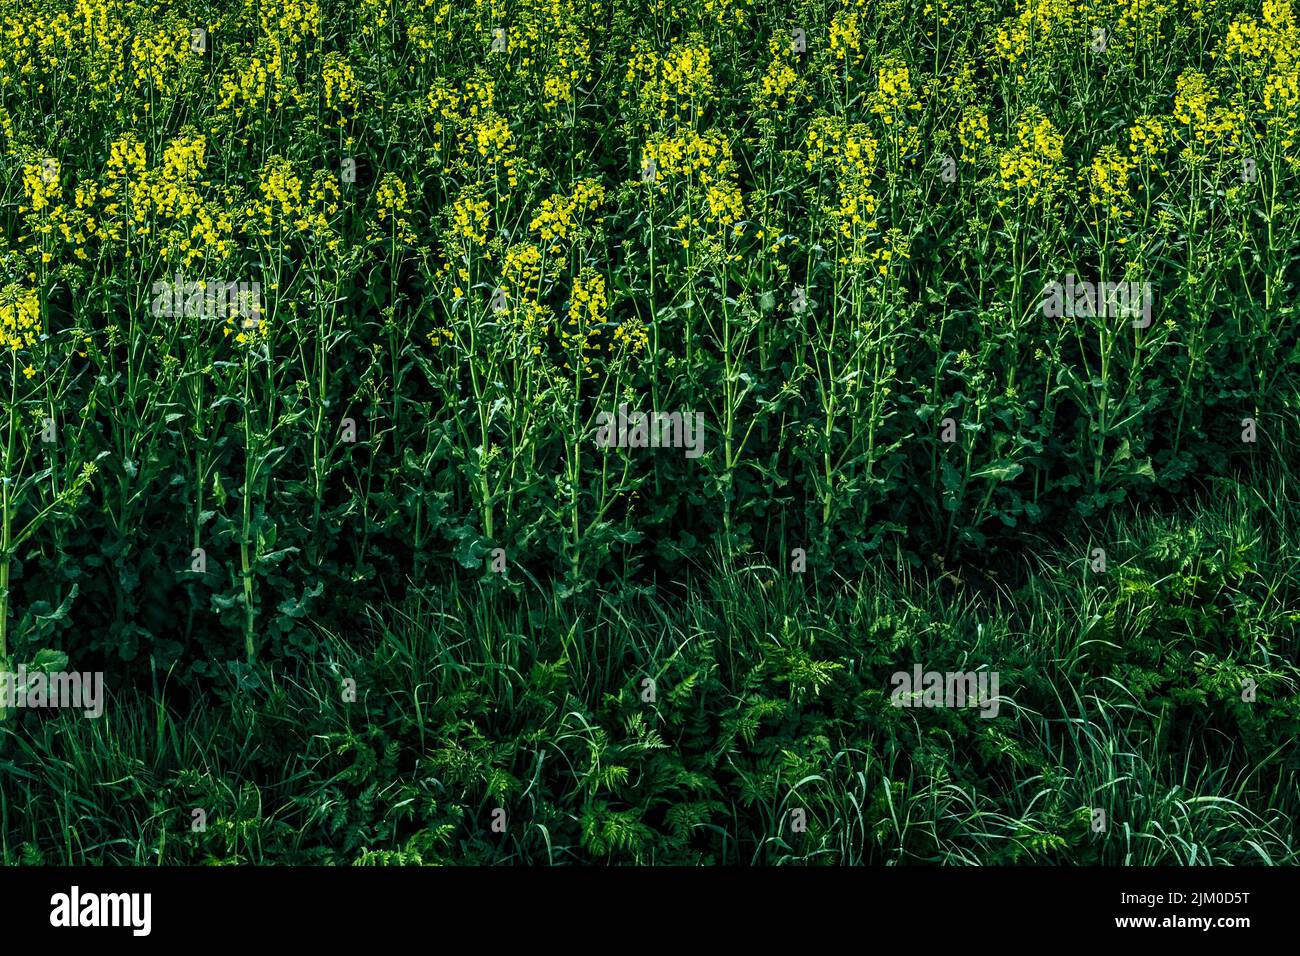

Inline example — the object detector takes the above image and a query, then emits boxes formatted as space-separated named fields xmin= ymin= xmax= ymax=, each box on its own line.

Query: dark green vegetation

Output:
xmin=5 ymin=485 xmax=1299 ymax=864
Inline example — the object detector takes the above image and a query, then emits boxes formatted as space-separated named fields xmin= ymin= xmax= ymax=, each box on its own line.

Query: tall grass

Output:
xmin=4 ymin=477 xmax=1296 ymax=864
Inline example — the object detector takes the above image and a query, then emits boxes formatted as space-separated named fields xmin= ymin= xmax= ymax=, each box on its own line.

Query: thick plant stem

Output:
xmin=0 ymin=355 xmax=15 ymax=664
xmin=242 ymin=360 xmax=256 ymax=667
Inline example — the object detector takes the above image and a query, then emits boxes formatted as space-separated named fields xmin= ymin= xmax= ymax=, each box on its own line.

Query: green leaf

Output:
xmin=972 ymin=462 xmax=1024 ymax=481
xmin=28 ymin=648 xmax=68 ymax=672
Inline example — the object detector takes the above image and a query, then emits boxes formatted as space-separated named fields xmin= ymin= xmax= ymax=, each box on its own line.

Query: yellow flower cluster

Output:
xmin=258 ymin=0 xmax=320 ymax=48
xmin=1266 ymin=0 xmax=1296 ymax=30
xmin=1173 ymin=71 xmax=1243 ymax=157
xmin=225 ymin=303 xmax=268 ymax=347
xmin=542 ymin=74 xmax=572 ymax=109
xmin=427 ymin=75 xmax=497 ymax=147
xmin=94 ymin=131 xmax=234 ymax=266
xmin=993 ymin=0 xmax=1077 ymax=75
xmin=568 ymin=271 xmax=607 ymax=329
xmin=163 ymin=134 xmax=205 ymax=183
xmin=922 ymin=0 xmax=956 ymax=29
xmin=704 ymin=179 xmax=745 ymax=229
xmin=613 ymin=314 xmax=649 ymax=355
xmin=450 ymin=192 xmax=490 ymax=249
xmin=872 ymin=59 xmax=921 ymax=125
xmin=120 ymin=132 xmax=232 ymax=264
xmin=958 ymin=106 xmax=990 ymax=156
xmin=806 ymin=117 xmax=878 ymax=181
xmin=0 ymin=285 xmax=40 ymax=352
xmin=563 ymin=270 xmax=607 ymax=372
xmin=806 ymin=117 xmax=880 ymax=241
xmin=217 ymin=38 xmax=292 ymax=116
xmin=530 ymin=180 xmax=606 ymax=245
xmin=863 ymin=58 xmax=925 ymax=163
xmin=1225 ymin=0 xmax=1295 ymax=71
xmin=21 ymin=159 xmax=59 ymax=216
xmin=625 ymin=40 xmax=715 ymax=125
xmin=830 ymin=10 xmax=865 ymax=67
xmin=1265 ymin=68 xmax=1300 ymax=118
xmin=1220 ymin=0 xmax=1300 ymax=145
xmin=186 ymin=203 xmax=236 ymax=265
xmin=1113 ymin=0 xmax=1174 ymax=44
xmin=642 ymin=129 xmax=730 ymax=181
xmin=299 ymin=171 xmax=344 ymax=252
xmin=322 ymin=52 xmax=361 ymax=118
xmin=250 ymin=155 xmax=304 ymax=237
xmin=835 ymin=189 xmax=879 ymax=239
xmin=757 ymin=36 xmax=800 ymax=113
xmin=949 ymin=57 xmax=980 ymax=106
xmin=1085 ymin=145 xmax=1137 ymax=222
xmin=374 ymin=173 xmax=416 ymax=244
xmin=130 ymin=22 xmax=192 ymax=93
xmin=641 ymin=130 xmax=745 ymax=233
xmin=872 ymin=228 xmax=911 ymax=277
xmin=1127 ymin=115 xmax=1169 ymax=173
xmin=503 ymin=242 xmax=544 ymax=299
xmin=537 ymin=4 xmax=594 ymax=109
xmin=471 ymin=113 xmax=520 ymax=188
xmin=107 ymin=134 xmax=147 ymax=185
xmin=997 ymin=108 xmax=1066 ymax=207
xmin=353 ymin=0 xmax=391 ymax=43
xmin=427 ymin=79 xmax=461 ymax=130
xmin=442 ymin=189 xmax=491 ymax=298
